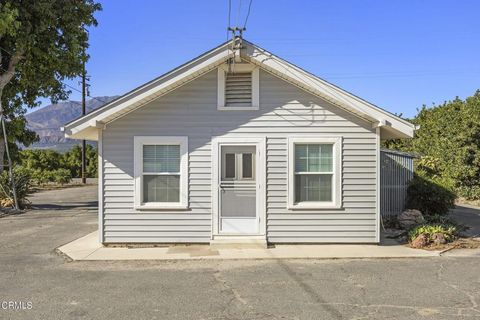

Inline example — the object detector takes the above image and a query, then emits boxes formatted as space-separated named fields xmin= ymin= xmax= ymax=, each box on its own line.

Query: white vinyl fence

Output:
xmin=380 ymin=149 xmax=415 ymax=219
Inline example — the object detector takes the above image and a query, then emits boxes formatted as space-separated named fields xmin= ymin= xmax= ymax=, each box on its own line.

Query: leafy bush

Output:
xmin=0 ymin=167 xmax=33 ymax=208
xmin=30 ymin=169 xmax=50 ymax=186
xmin=27 ymin=168 xmax=72 ymax=186
xmin=19 ymin=145 xmax=97 ymax=186
xmin=384 ymin=91 xmax=480 ymax=200
xmin=20 ymin=149 xmax=62 ymax=172
xmin=405 ymin=173 xmax=455 ymax=217
xmin=61 ymin=145 xmax=97 ymax=178
xmin=408 ymin=224 xmax=457 ymax=243
xmin=18 ymin=145 xmax=97 ymax=183
xmin=52 ymin=168 xmax=72 ymax=185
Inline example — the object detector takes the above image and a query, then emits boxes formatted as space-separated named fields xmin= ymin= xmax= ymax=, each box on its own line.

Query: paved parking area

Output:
xmin=0 ymin=185 xmax=479 ymax=319
xmin=452 ymin=204 xmax=480 ymax=237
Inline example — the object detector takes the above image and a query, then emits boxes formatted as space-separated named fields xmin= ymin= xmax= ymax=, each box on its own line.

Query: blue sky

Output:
xmin=46 ymin=0 xmax=480 ymax=118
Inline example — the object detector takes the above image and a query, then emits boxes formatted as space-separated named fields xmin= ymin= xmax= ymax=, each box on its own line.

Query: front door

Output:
xmin=219 ymin=145 xmax=258 ymax=234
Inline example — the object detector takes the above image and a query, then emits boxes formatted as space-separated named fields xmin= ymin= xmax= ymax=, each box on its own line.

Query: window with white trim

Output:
xmin=134 ymin=136 xmax=188 ymax=209
xmin=288 ymin=137 xmax=342 ymax=209
xmin=217 ymin=64 xmax=259 ymax=110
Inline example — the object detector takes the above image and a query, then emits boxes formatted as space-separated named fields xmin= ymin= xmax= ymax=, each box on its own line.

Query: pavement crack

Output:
xmin=437 ymin=261 xmax=480 ymax=315
xmin=213 ymin=271 xmax=247 ymax=306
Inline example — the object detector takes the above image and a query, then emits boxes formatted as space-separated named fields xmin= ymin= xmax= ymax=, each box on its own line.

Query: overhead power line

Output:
xmin=243 ymin=0 xmax=253 ymax=29
xmin=236 ymin=0 xmax=242 ymax=27
xmin=226 ymin=0 xmax=232 ymax=41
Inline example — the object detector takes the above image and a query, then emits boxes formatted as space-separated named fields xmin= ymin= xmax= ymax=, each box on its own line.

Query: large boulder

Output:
xmin=398 ymin=209 xmax=425 ymax=230
xmin=411 ymin=234 xmax=428 ymax=248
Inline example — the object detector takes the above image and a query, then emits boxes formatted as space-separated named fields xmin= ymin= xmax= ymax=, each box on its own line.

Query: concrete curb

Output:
xmin=57 ymin=231 xmax=442 ymax=261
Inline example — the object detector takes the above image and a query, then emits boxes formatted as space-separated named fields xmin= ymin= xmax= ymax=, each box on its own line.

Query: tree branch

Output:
xmin=0 ymin=50 xmax=24 ymax=89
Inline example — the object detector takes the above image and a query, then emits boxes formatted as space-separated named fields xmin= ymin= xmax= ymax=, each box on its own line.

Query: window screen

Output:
xmin=294 ymin=144 xmax=333 ymax=202
xmin=142 ymin=145 xmax=180 ymax=203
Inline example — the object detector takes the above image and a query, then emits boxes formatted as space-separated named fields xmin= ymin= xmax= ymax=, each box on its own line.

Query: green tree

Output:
xmin=61 ymin=144 xmax=97 ymax=178
xmin=19 ymin=149 xmax=62 ymax=171
xmin=0 ymin=0 xmax=101 ymax=166
xmin=384 ymin=90 xmax=480 ymax=199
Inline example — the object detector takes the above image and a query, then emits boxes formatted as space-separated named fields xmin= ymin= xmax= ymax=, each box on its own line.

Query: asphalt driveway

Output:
xmin=0 ymin=185 xmax=479 ymax=319
xmin=452 ymin=204 xmax=480 ymax=237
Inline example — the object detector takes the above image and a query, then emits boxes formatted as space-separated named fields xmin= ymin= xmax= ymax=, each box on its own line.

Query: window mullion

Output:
xmin=293 ymin=142 xmax=336 ymax=205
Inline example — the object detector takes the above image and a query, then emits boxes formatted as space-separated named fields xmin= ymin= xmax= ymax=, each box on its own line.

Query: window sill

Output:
xmin=135 ymin=203 xmax=189 ymax=211
xmin=217 ymin=105 xmax=259 ymax=111
xmin=288 ymin=202 xmax=342 ymax=210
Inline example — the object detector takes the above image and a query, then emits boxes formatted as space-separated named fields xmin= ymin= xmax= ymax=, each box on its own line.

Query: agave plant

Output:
xmin=0 ymin=167 xmax=33 ymax=209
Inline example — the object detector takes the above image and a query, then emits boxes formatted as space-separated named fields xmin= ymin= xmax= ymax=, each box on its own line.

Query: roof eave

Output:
xmin=63 ymin=41 xmax=234 ymax=137
xmin=64 ymin=38 xmax=416 ymax=140
xmin=242 ymin=42 xmax=415 ymax=138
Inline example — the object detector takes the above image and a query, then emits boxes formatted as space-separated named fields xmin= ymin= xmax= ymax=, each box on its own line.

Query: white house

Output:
xmin=63 ymin=38 xmax=415 ymax=245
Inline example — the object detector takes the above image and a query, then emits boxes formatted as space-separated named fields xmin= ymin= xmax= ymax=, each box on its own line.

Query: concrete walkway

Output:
xmin=58 ymin=231 xmax=441 ymax=260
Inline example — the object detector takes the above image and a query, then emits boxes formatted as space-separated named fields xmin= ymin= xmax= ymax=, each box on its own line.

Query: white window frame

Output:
xmin=217 ymin=64 xmax=259 ymax=110
xmin=134 ymin=136 xmax=188 ymax=210
xmin=287 ymin=136 xmax=342 ymax=209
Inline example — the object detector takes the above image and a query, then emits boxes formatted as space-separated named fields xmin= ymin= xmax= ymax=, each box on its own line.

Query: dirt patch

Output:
xmin=456 ymin=198 xmax=480 ymax=207
xmin=408 ymin=237 xmax=480 ymax=251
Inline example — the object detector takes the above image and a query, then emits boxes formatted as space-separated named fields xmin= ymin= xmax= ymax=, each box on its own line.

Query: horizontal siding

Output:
xmin=102 ymin=68 xmax=377 ymax=243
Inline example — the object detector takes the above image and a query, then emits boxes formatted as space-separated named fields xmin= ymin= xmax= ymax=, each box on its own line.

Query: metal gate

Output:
xmin=380 ymin=149 xmax=414 ymax=219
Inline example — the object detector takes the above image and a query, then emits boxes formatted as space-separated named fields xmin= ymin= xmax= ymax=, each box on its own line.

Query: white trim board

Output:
xmin=133 ymin=136 xmax=189 ymax=210
xmin=217 ymin=64 xmax=260 ymax=110
xmin=211 ymin=136 xmax=267 ymax=240
xmin=63 ymin=39 xmax=415 ymax=141
xmin=98 ymin=128 xmax=104 ymax=243
xmin=287 ymin=136 xmax=343 ymax=210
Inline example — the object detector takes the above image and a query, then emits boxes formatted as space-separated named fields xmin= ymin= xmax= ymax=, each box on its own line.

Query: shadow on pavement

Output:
xmin=31 ymin=201 xmax=98 ymax=211
xmin=451 ymin=205 xmax=480 ymax=237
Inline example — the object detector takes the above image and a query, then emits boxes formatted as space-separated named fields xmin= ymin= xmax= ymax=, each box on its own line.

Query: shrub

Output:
xmin=384 ymin=91 xmax=480 ymax=200
xmin=18 ymin=145 xmax=98 ymax=179
xmin=408 ymin=224 xmax=457 ymax=243
xmin=61 ymin=145 xmax=97 ymax=178
xmin=30 ymin=169 xmax=51 ymax=186
xmin=0 ymin=167 xmax=33 ymax=208
xmin=28 ymin=168 xmax=72 ymax=186
xmin=52 ymin=168 xmax=72 ymax=185
xmin=405 ymin=173 xmax=456 ymax=217
xmin=19 ymin=149 xmax=62 ymax=172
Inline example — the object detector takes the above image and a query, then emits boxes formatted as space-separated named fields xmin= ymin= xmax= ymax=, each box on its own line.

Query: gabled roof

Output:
xmin=63 ymin=39 xmax=416 ymax=140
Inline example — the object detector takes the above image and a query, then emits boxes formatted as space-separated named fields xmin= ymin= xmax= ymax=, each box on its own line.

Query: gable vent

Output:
xmin=225 ymin=72 xmax=252 ymax=106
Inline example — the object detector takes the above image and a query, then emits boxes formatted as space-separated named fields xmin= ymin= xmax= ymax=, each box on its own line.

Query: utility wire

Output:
xmin=243 ymin=0 xmax=253 ymax=29
xmin=236 ymin=0 xmax=242 ymax=27
xmin=226 ymin=0 xmax=231 ymax=41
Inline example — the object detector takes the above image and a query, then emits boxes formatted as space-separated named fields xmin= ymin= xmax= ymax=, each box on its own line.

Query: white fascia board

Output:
xmin=66 ymin=126 xmax=99 ymax=141
xmin=243 ymin=43 xmax=415 ymax=138
xmin=64 ymin=39 xmax=415 ymax=140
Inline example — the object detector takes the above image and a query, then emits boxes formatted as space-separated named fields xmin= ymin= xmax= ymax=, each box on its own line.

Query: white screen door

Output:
xmin=219 ymin=145 xmax=258 ymax=234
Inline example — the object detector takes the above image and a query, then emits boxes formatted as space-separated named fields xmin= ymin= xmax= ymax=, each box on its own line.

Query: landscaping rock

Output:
xmin=398 ymin=209 xmax=425 ymax=230
xmin=432 ymin=233 xmax=447 ymax=245
xmin=411 ymin=234 xmax=428 ymax=248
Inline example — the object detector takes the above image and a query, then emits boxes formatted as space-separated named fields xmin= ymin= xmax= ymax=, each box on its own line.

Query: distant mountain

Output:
xmin=25 ymin=96 xmax=118 ymax=151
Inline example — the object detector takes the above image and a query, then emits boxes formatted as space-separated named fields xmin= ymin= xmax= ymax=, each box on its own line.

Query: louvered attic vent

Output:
xmin=225 ymin=72 xmax=252 ymax=106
